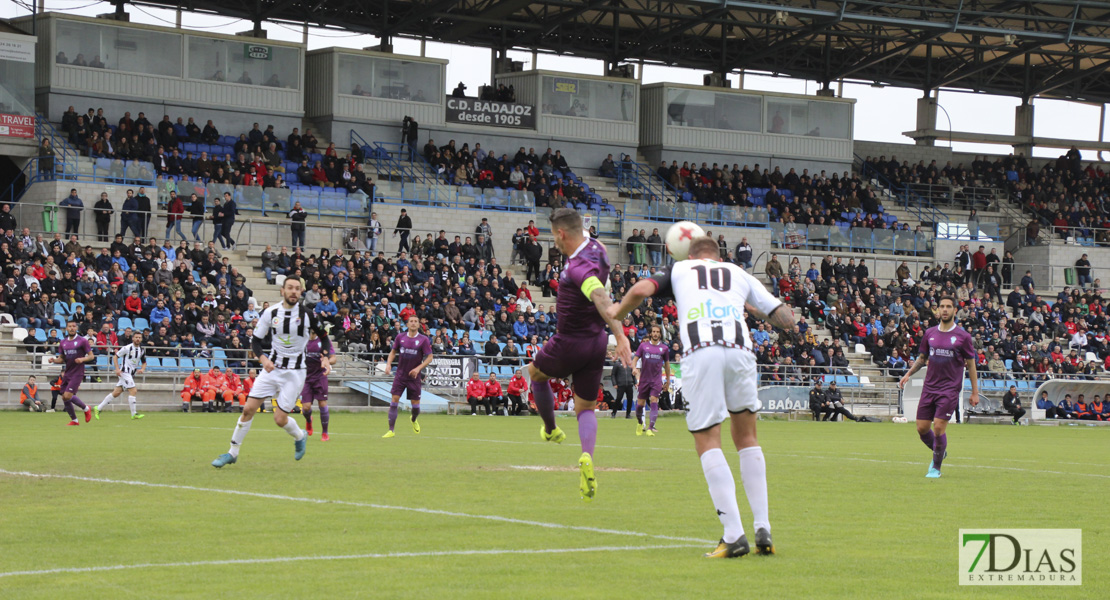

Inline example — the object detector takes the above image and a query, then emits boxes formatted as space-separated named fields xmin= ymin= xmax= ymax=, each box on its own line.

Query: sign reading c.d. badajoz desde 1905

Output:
xmin=445 ymin=97 xmax=535 ymax=129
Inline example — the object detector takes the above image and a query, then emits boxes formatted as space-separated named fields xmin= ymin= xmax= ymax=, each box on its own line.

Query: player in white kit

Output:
xmin=610 ymin=237 xmax=795 ymax=559
xmin=93 ymin=332 xmax=147 ymax=420
xmin=211 ymin=278 xmax=333 ymax=468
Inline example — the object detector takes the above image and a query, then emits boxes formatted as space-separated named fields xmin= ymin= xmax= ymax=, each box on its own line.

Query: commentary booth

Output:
xmin=12 ymin=13 xmax=305 ymax=135
xmin=640 ymin=83 xmax=855 ymax=174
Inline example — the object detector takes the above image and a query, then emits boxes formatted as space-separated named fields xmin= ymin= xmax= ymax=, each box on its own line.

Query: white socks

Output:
xmin=128 ymin=396 xmax=137 ymax=416
xmin=97 ymin=393 xmax=114 ymax=411
xmin=281 ymin=418 xmax=305 ymax=441
xmin=228 ymin=417 xmax=253 ymax=457
xmin=700 ymin=448 xmax=745 ymax=544
xmin=738 ymin=446 xmax=770 ymax=533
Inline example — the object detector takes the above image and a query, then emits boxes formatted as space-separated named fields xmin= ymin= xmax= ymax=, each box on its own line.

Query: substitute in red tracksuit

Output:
xmin=465 ymin=373 xmax=489 ymax=415
xmin=224 ymin=368 xmax=246 ymax=410
xmin=201 ymin=367 xmax=234 ymax=412
xmin=485 ymin=375 xmax=505 ymax=416
xmin=180 ymin=370 xmax=205 ymax=412
xmin=506 ymin=371 xmax=528 ymax=415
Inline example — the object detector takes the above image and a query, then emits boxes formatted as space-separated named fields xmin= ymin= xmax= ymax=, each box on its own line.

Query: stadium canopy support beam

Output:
xmin=914 ymin=94 xmax=938 ymax=147
xmin=1014 ymin=101 xmax=1034 ymax=157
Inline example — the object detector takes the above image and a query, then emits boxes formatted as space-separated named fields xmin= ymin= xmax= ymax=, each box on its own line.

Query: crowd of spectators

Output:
xmin=56 ymin=106 xmax=375 ymax=197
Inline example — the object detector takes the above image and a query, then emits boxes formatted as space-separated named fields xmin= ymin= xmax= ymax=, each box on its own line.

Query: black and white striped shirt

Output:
xmin=115 ymin=343 xmax=145 ymax=375
xmin=254 ymin=304 xmax=325 ymax=370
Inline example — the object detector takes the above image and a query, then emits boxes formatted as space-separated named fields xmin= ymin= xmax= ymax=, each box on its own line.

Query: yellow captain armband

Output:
xmin=580 ymin=276 xmax=605 ymax=299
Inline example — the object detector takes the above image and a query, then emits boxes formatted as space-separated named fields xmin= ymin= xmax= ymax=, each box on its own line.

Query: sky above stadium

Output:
xmin=5 ymin=1 xmax=1108 ymax=161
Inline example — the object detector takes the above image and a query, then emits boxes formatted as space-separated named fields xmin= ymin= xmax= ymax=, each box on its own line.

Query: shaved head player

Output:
xmin=899 ymin=296 xmax=978 ymax=478
xmin=610 ymin=236 xmax=795 ymax=558
xmin=527 ymin=208 xmax=633 ymax=501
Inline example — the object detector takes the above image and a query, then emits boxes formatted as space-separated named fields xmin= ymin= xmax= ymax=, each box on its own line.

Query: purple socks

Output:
xmin=64 ymin=400 xmax=76 ymax=420
xmin=320 ymin=405 xmax=330 ymax=434
xmin=531 ymin=381 xmax=557 ymax=434
xmin=649 ymin=401 xmax=659 ymax=429
xmin=303 ymin=406 xmax=312 ymax=427
xmin=635 ymin=404 xmax=644 ymax=425
xmin=919 ymin=429 xmax=935 ymax=450
xmin=388 ymin=402 xmax=399 ymax=432
xmin=71 ymin=396 xmax=87 ymax=410
xmin=411 ymin=404 xmax=421 ymax=422
xmin=933 ymin=433 xmax=948 ymax=469
xmin=577 ymin=410 xmax=597 ymax=456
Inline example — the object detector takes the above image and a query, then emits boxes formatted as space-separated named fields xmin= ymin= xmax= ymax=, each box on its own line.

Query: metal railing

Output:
xmin=622 ymin=196 xmax=770 ymax=228
xmin=615 ymin=158 xmax=683 ymax=204
xmin=359 ymin=137 xmax=437 ymax=184
xmin=766 ymin=222 xmax=934 ymax=256
xmin=855 ymin=154 xmax=948 ymax=225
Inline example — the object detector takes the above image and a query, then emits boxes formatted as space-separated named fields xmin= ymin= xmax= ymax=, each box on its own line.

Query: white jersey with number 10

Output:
xmin=650 ymin=259 xmax=782 ymax=356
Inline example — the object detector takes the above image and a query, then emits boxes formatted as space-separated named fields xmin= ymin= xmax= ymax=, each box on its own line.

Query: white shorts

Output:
xmin=249 ymin=368 xmax=307 ymax=413
xmin=115 ymin=373 xmax=136 ymax=390
xmin=682 ymin=345 xmax=760 ymax=432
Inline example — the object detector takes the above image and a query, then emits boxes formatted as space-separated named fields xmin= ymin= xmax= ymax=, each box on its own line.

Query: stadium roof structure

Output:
xmin=133 ymin=0 xmax=1110 ymax=103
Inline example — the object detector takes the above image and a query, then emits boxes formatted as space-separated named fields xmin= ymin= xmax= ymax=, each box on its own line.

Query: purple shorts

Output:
xmin=533 ymin=332 xmax=608 ymax=403
xmin=637 ymin=378 xmax=663 ymax=400
xmin=917 ymin=391 xmax=959 ymax=422
xmin=390 ymin=375 xmax=422 ymax=402
xmin=60 ymin=370 xmax=84 ymax=395
xmin=301 ymin=377 xmax=328 ymax=404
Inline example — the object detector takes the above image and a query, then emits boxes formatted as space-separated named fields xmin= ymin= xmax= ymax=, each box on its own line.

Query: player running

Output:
xmin=634 ymin=325 xmax=671 ymax=436
xmin=50 ymin=321 xmax=94 ymax=426
xmin=528 ymin=208 xmax=632 ymax=502
xmin=898 ymin=296 xmax=978 ymax=478
xmin=302 ymin=330 xmax=337 ymax=441
xmin=383 ymin=315 xmax=433 ymax=438
xmin=211 ymin=278 xmax=332 ymax=468
xmin=610 ymin=236 xmax=792 ymax=558
xmin=94 ymin=332 xmax=146 ymax=420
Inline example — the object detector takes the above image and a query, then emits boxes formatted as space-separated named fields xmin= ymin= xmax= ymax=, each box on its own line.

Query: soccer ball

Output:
xmin=892 ymin=416 xmax=908 ymax=424
xmin=665 ymin=221 xmax=705 ymax=261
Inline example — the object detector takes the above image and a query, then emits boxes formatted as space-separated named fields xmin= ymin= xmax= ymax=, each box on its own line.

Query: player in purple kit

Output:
xmin=50 ymin=321 xmax=94 ymax=426
xmin=899 ymin=296 xmax=979 ymax=478
xmin=527 ymin=208 xmax=632 ymax=501
xmin=383 ymin=316 xmax=434 ymax=438
xmin=634 ymin=325 xmax=671 ymax=436
xmin=301 ymin=330 xmax=337 ymax=441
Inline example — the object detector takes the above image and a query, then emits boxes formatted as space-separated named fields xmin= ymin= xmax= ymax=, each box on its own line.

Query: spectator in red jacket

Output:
xmin=465 ymin=372 xmax=489 ymax=415
xmin=506 ymin=370 xmax=528 ymax=415
xmin=312 ymin=161 xmax=333 ymax=188
xmin=485 ymin=373 xmax=505 ymax=415
xmin=124 ymin=290 xmax=143 ymax=316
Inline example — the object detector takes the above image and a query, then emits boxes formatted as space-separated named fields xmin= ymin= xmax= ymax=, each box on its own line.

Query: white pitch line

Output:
xmin=0 ymin=468 xmax=710 ymax=544
xmin=775 ymin=452 xmax=1110 ymax=480
xmin=0 ymin=544 xmax=705 ymax=579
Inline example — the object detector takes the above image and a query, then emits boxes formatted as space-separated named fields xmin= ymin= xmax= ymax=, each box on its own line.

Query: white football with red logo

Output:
xmin=665 ymin=221 xmax=705 ymax=261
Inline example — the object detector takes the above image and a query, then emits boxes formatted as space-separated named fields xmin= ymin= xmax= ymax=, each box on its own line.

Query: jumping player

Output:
xmin=211 ymin=278 xmax=332 ymax=467
xmin=527 ymin=208 xmax=632 ymax=501
xmin=94 ymin=332 xmax=146 ymax=420
xmin=610 ymin=236 xmax=792 ymax=558
xmin=50 ymin=321 xmax=94 ymax=426
xmin=302 ymin=330 xmax=337 ymax=441
xmin=383 ymin=315 xmax=433 ymax=438
xmin=634 ymin=325 xmax=671 ymax=436
xmin=899 ymin=296 xmax=978 ymax=478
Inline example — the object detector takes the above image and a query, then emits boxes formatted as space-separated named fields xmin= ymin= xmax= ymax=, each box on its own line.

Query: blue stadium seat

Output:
xmin=194 ymin=358 xmax=210 ymax=371
xmin=146 ymin=357 xmax=161 ymax=370
xmin=178 ymin=358 xmax=193 ymax=371
xmin=159 ymin=358 xmax=177 ymax=372
xmin=118 ymin=317 xmax=133 ymax=331
xmin=96 ymin=355 xmax=110 ymax=371
xmin=134 ymin=318 xmax=150 ymax=331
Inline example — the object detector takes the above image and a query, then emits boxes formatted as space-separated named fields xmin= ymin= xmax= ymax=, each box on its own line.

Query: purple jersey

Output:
xmin=393 ymin=332 xmax=432 ymax=380
xmin=59 ymin=336 xmax=91 ymax=379
xmin=919 ymin=325 xmax=975 ymax=400
xmin=636 ymin=341 xmax=668 ymax=383
xmin=556 ymin=237 xmax=610 ymax=338
xmin=305 ymin=338 xmax=329 ymax=382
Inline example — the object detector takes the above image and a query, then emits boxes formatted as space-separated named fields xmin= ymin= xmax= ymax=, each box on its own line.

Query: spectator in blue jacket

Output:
xmin=512 ymin=313 xmax=529 ymax=343
xmin=314 ymin=296 xmax=337 ymax=319
xmin=59 ymin=189 xmax=83 ymax=234
xmin=149 ymin=300 xmax=172 ymax=323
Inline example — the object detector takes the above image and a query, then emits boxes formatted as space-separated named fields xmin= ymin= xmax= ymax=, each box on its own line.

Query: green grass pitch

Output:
xmin=1 ymin=411 xmax=1105 ymax=599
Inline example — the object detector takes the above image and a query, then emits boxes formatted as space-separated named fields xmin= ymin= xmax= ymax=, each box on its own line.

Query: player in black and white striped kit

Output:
xmin=94 ymin=332 xmax=147 ymax=420
xmin=609 ymin=236 xmax=796 ymax=559
xmin=212 ymin=278 xmax=333 ymax=468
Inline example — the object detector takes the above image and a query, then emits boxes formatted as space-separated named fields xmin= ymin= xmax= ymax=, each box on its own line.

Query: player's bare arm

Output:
xmin=384 ymin=348 xmax=397 ymax=374
xmin=899 ymin=355 xmax=927 ymax=389
xmin=746 ymin=302 xmax=796 ymax=331
xmin=411 ymin=352 xmax=434 ymax=379
xmin=589 ymin=285 xmax=632 ymax=367
xmin=113 ymin=353 xmax=122 ymax=377
xmin=965 ymin=358 xmax=980 ymax=406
